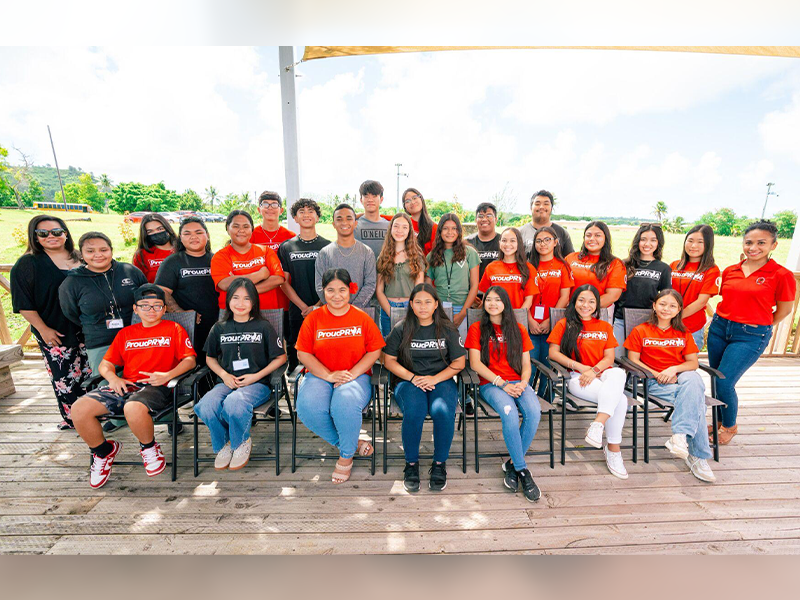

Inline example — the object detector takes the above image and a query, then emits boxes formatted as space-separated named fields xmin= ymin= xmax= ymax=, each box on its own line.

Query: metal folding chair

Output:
xmin=615 ymin=308 xmax=726 ymax=463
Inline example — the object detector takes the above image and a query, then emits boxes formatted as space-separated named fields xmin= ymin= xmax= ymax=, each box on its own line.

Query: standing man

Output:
xmin=354 ymin=180 xmax=390 ymax=259
xmin=519 ymin=190 xmax=575 ymax=256
xmin=315 ymin=204 xmax=377 ymax=309
xmin=278 ymin=199 xmax=331 ymax=372
xmin=466 ymin=202 xmax=502 ymax=280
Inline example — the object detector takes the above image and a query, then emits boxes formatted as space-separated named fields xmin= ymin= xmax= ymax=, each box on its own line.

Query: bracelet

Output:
xmin=492 ymin=375 xmax=502 ymax=386
xmin=410 ymin=375 xmax=416 ymax=383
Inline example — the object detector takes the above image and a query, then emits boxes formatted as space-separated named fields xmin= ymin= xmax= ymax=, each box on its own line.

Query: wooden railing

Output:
xmin=0 ymin=264 xmax=37 ymax=351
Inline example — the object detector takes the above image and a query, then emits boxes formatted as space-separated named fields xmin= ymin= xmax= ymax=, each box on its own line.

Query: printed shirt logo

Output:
xmin=317 ymin=326 xmax=362 ymax=340
xmin=538 ymin=270 xmax=563 ymax=279
xmin=360 ymin=229 xmax=386 ymax=240
xmin=643 ymin=338 xmax=685 ymax=348
xmin=673 ymin=271 xmax=706 ymax=282
xmin=232 ymin=256 xmax=265 ymax=271
xmin=148 ymin=258 xmax=165 ymax=269
xmin=220 ymin=332 xmax=263 ymax=344
xmin=120 ymin=278 xmax=135 ymax=286
xmin=756 ymin=277 xmax=766 ymax=285
xmin=410 ymin=339 xmax=447 ymax=350
xmin=478 ymin=250 xmax=500 ymax=260
xmin=185 ymin=338 xmax=193 ymax=349
xmin=289 ymin=251 xmax=319 ymax=261
xmin=633 ymin=269 xmax=662 ymax=281
xmin=277 ymin=338 xmax=283 ymax=348
xmin=125 ymin=336 xmax=171 ymax=350
xmin=570 ymin=260 xmax=592 ymax=270
xmin=491 ymin=274 xmax=523 ymax=284
xmin=578 ymin=331 xmax=608 ymax=341
xmin=180 ymin=267 xmax=211 ymax=277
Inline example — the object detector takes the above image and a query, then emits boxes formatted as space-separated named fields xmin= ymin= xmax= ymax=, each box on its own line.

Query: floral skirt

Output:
xmin=37 ymin=339 xmax=92 ymax=424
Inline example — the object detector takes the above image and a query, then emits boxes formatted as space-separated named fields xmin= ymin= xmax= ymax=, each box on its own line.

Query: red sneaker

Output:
xmin=140 ymin=441 xmax=166 ymax=477
xmin=89 ymin=441 xmax=121 ymax=489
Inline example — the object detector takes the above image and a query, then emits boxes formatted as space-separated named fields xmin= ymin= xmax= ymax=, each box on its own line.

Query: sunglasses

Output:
xmin=35 ymin=228 xmax=66 ymax=238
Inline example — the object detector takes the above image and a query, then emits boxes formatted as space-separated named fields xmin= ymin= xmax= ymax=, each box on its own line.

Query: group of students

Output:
xmin=10 ymin=182 xmax=796 ymax=499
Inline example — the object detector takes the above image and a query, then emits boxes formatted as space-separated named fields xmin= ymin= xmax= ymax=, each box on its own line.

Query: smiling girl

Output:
xmin=565 ymin=221 xmax=626 ymax=309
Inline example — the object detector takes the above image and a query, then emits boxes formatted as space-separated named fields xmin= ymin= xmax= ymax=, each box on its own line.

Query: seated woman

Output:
xmin=547 ymin=284 xmax=629 ymax=479
xmin=195 ymin=278 xmax=287 ymax=471
xmin=625 ymin=289 xmax=715 ymax=483
xmin=465 ymin=286 xmax=542 ymax=503
xmin=382 ymin=283 xmax=466 ymax=493
xmin=295 ymin=269 xmax=385 ymax=484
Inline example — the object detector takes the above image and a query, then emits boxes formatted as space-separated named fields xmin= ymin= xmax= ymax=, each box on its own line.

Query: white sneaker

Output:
xmin=215 ymin=442 xmax=233 ymax=470
xmin=228 ymin=437 xmax=252 ymax=471
xmin=604 ymin=445 xmax=628 ymax=479
xmin=585 ymin=422 xmax=604 ymax=449
xmin=665 ymin=433 xmax=689 ymax=460
xmin=686 ymin=455 xmax=716 ymax=483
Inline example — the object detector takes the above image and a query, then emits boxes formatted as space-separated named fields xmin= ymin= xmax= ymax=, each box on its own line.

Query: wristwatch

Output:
xmin=591 ymin=366 xmax=601 ymax=375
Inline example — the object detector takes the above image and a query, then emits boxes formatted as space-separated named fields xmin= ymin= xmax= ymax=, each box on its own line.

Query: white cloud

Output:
xmin=738 ymin=159 xmax=775 ymax=192
xmin=759 ymin=91 xmax=800 ymax=165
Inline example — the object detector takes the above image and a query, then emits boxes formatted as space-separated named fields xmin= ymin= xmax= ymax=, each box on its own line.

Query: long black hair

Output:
xmin=500 ymin=227 xmax=531 ymax=286
xmin=675 ymin=224 xmax=715 ymax=273
xmin=403 ymin=187 xmax=434 ymax=250
xmin=136 ymin=213 xmax=177 ymax=253
xmin=624 ymin=223 xmax=665 ymax=277
xmin=559 ymin=284 xmax=601 ymax=363
xmin=175 ymin=216 xmax=212 ymax=254
xmin=221 ymin=277 xmax=262 ymax=323
xmin=579 ymin=220 xmax=616 ymax=281
xmin=647 ymin=289 xmax=687 ymax=333
xmin=428 ymin=213 xmax=467 ymax=267
xmin=479 ymin=286 xmax=523 ymax=376
xmin=529 ymin=225 xmax=568 ymax=270
xmin=25 ymin=214 xmax=79 ymax=260
xmin=398 ymin=283 xmax=455 ymax=370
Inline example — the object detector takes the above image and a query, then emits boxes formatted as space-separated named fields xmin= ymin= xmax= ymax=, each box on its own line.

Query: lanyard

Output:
xmin=92 ymin=267 xmax=121 ymax=318
xmin=443 ymin=257 xmax=458 ymax=301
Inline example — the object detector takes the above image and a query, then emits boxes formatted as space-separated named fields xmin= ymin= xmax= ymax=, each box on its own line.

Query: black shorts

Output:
xmin=85 ymin=384 xmax=171 ymax=416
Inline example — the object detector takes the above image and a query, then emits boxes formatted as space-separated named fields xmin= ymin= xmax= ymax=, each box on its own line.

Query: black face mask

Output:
xmin=146 ymin=232 xmax=170 ymax=246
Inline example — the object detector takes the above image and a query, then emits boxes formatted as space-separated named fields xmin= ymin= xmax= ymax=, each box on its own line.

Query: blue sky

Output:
xmin=1 ymin=46 xmax=798 ymax=220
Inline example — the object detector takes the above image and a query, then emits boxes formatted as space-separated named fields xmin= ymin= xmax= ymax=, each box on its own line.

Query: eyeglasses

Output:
xmin=135 ymin=304 xmax=165 ymax=312
xmin=476 ymin=213 xmax=496 ymax=221
xmin=35 ymin=228 xmax=66 ymax=238
xmin=535 ymin=237 xmax=555 ymax=245
xmin=260 ymin=202 xmax=281 ymax=209
xmin=403 ymin=195 xmax=422 ymax=205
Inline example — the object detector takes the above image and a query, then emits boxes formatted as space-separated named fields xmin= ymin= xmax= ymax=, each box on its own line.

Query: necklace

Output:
xmin=260 ymin=225 xmax=279 ymax=245
xmin=336 ymin=242 xmax=356 ymax=258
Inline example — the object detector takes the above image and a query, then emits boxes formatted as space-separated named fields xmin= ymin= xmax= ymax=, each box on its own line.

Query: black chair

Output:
xmin=615 ymin=308 xmax=726 ymax=463
xmin=532 ymin=307 xmax=640 ymax=465
xmin=81 ymin=311 xmax=205 ymax=481
xmin=190 ymin=309 xmax=292 ymax=476
xmin=381 ymin=305 xmax=467 ymax=473
xmin=463 ymin=308 xmax=556 ymax=473
xmin=291 ymin=306 xmax=382 ymax=475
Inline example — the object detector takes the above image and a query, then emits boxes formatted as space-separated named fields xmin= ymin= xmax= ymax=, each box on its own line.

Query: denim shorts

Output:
xmin=85 ymin=384 xmax=171 ymax=416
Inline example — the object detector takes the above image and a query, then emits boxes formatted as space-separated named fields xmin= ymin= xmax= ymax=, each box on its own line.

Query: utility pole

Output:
xmin=395 ymin=163 xmax=408 ymax=210
xmin=47 ymin=125 xmax=68 ymax=212
xmin=762 ymin=182 xmax=777 ymax=219
xmin=279 ymin=46 xmax=300 ymax=232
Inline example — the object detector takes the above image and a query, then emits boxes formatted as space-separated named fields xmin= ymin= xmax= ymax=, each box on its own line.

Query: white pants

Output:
xmin=568 ymin=367 xmax=628 ymax=444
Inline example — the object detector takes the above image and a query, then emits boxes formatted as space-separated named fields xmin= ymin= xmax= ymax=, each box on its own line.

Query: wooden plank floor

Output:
xmin=1 ymin=356 xmax=799 ymax=554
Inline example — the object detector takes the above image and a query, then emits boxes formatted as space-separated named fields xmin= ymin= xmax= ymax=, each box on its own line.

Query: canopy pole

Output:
xmin=279 ymin=46 xmax=300 ymax=232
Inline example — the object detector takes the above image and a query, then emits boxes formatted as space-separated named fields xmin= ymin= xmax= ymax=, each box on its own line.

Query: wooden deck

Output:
xmin=1 ymin=357 xmax=799 ymax=555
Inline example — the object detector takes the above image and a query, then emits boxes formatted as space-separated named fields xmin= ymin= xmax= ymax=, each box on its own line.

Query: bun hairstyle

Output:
xmin=559 ymin=284 xmax=601 ymax=363
xmin=321 ymin=268 xmax=353 ymax=289
xmin=744 ymin=219 xmax=779 ymax=242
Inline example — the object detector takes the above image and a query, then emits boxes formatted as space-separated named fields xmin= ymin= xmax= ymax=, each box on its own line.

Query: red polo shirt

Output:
xmin=716 ymin=259 xmax=796 ymax=326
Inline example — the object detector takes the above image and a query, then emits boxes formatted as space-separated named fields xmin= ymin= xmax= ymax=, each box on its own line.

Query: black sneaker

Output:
xmin=265 ymin=404 xmax=278 ymax=419
xmin=502 ymin=459 xmax=518 ymax=492
xmin=429 ymin=462 xmax=447 ymax=492
xmin=464 ymin=400 xmax=475 ymax=416
xmin=403 ymin=462 xmax=420 ymax=493
xmin=518 ymin=468 xmax=541 ymax=503
xmin=168 ymin=422 xmax=184 ymax=436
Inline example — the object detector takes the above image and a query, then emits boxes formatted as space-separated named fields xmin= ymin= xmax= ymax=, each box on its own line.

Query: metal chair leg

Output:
xmin=473 ymin=384 xmax=480 ymax=473
xmin=548 ymin=409 xmax=554 ymax=469
xmin=171 ymin=390 xmax=178 ymax=482
xmin=275 ymin=390 xmax=281 ymax=476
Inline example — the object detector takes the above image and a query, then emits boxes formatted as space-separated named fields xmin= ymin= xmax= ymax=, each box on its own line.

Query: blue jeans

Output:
xmin=395 ymin=379 xmax=458 ymax=463
xmin=479 ymin=382 xmax=541 ymax=470
xmin=296 ymin=373 xmax=372 ymax=459
xmin=647 ymin=371 xmax=711 ymax=459
xmin=612 ymin=318 xmax=627 ymax=359
xmin=691 ymin=327 xmax=705 ymax=352
xmin=528 ymin=333 xmax=550 ymax=398
xmin=442 ymin=302 xmax=466 ymax=338
xmin=195 ymin=382 xmax=271 ymax=452
xmin=707 ymin=315 xmax=772 ymax=427
xmin=380 ymin=300 xmax=409 ymax=337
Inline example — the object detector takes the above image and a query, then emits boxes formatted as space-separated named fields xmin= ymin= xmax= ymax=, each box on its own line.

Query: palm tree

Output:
xmin=653 ymin=201 xmax=668 ymax=222
xmin=98 ymin=173 xmax=113 ymax=213
xmin=205 ymin=186 xmax=219 ymax=211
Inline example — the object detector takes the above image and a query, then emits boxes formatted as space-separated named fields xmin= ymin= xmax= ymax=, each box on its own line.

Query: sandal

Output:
xmin=357 ymin=439 xmax=374 ymax=457
xmin=332 ymin=460 xmax=353 ymax=484
xmin=717 ymin=424 xmax=738 ymax=445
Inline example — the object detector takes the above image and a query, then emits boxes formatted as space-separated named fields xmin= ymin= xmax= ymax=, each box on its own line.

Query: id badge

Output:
xmin=232 ymin=358 xmax=250 ymax=371
xmin=106 ymin=318 xmax=124 ymax=330
xmin=533 ymin=306 xmax=545 ymax=320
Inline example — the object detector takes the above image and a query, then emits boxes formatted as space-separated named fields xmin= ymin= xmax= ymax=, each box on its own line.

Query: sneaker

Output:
xmin=429 ymin=462 xmax=447 ymax=492
xmin=665 ymin=433 xmax=689 ymax=460
xmin=168 ymin=422 xmax=184 ymax=436
xmin=518 ymin=468 xmax=541 ymax=503
xmin=502 ymin=459 xmax=519 ymax=492
xmin=403 ymin=462 xmax=420 ymax=493
xmin=215 ymin=441 xmax=233 ymax=470
xmin=585 ymin=421 xmax=605 ymax=449
xmin=89 ymin=441 xmax=121 ymax=489
xmin=265 ymin=404 xmax=278 ymax=419
xmin=464 ymin=401 xmax=475 ymax=416
xmin=140 ymin=442 xmax=166 ymax=477
xmin=603 ymin=445 xmax=628 ymax=479
xmin=228 ymin=437 xmax=252 ymax=470
xmin=686 ymin=455 xmax=716 ymax=483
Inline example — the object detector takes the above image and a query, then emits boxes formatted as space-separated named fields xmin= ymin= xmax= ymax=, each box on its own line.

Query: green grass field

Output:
xmin=0 ymin=208 xmax=793 ymax=340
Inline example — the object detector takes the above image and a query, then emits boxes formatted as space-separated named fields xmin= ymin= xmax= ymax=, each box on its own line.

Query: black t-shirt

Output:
xmin=384 ymin=322 xmax=466 ymax=378
xmin=11 ymin=253 xmax=83 ymax=347
xmin=466 ymin=233 xmax=502 ymax=280
xmin=155 ymin=251 xmax=219 ymax=348
xmin=204 ymin=318 xmax=285 ymax=386
xmin=277 ymin=235 xmax=331 ymax=320
xmin=614 ymin=259 xmax=673 ymax=319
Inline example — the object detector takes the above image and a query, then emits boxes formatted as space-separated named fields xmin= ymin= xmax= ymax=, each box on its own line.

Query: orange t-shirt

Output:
xmin=411 ymin=218 xmax=437 ymax=255
xmin=565 ymin=252 xmax=627 ymax=296
xmin=133 ymin=246 xmax=173 ymax=284
xmin=624 ymin=322 xmax=699 ymax=374
xmin=547 ymin=317 xmax=617 ymax=371
xmin=531 ymin=258 xmax=574 ymax=322
xmin=464 ymin=322 xmax=533 ymax=385
xmin=669 ymin=261 xmax=720 ymax=333
xmin=103 ymin=319 xmax=196 ymax=382
xmin=295 ymin=305 xmax=385 ymax=374
xmin=478 ymin=261 xmax=540 ymax=309
xmin=210 ymin=244 xmax=285 ymax=309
